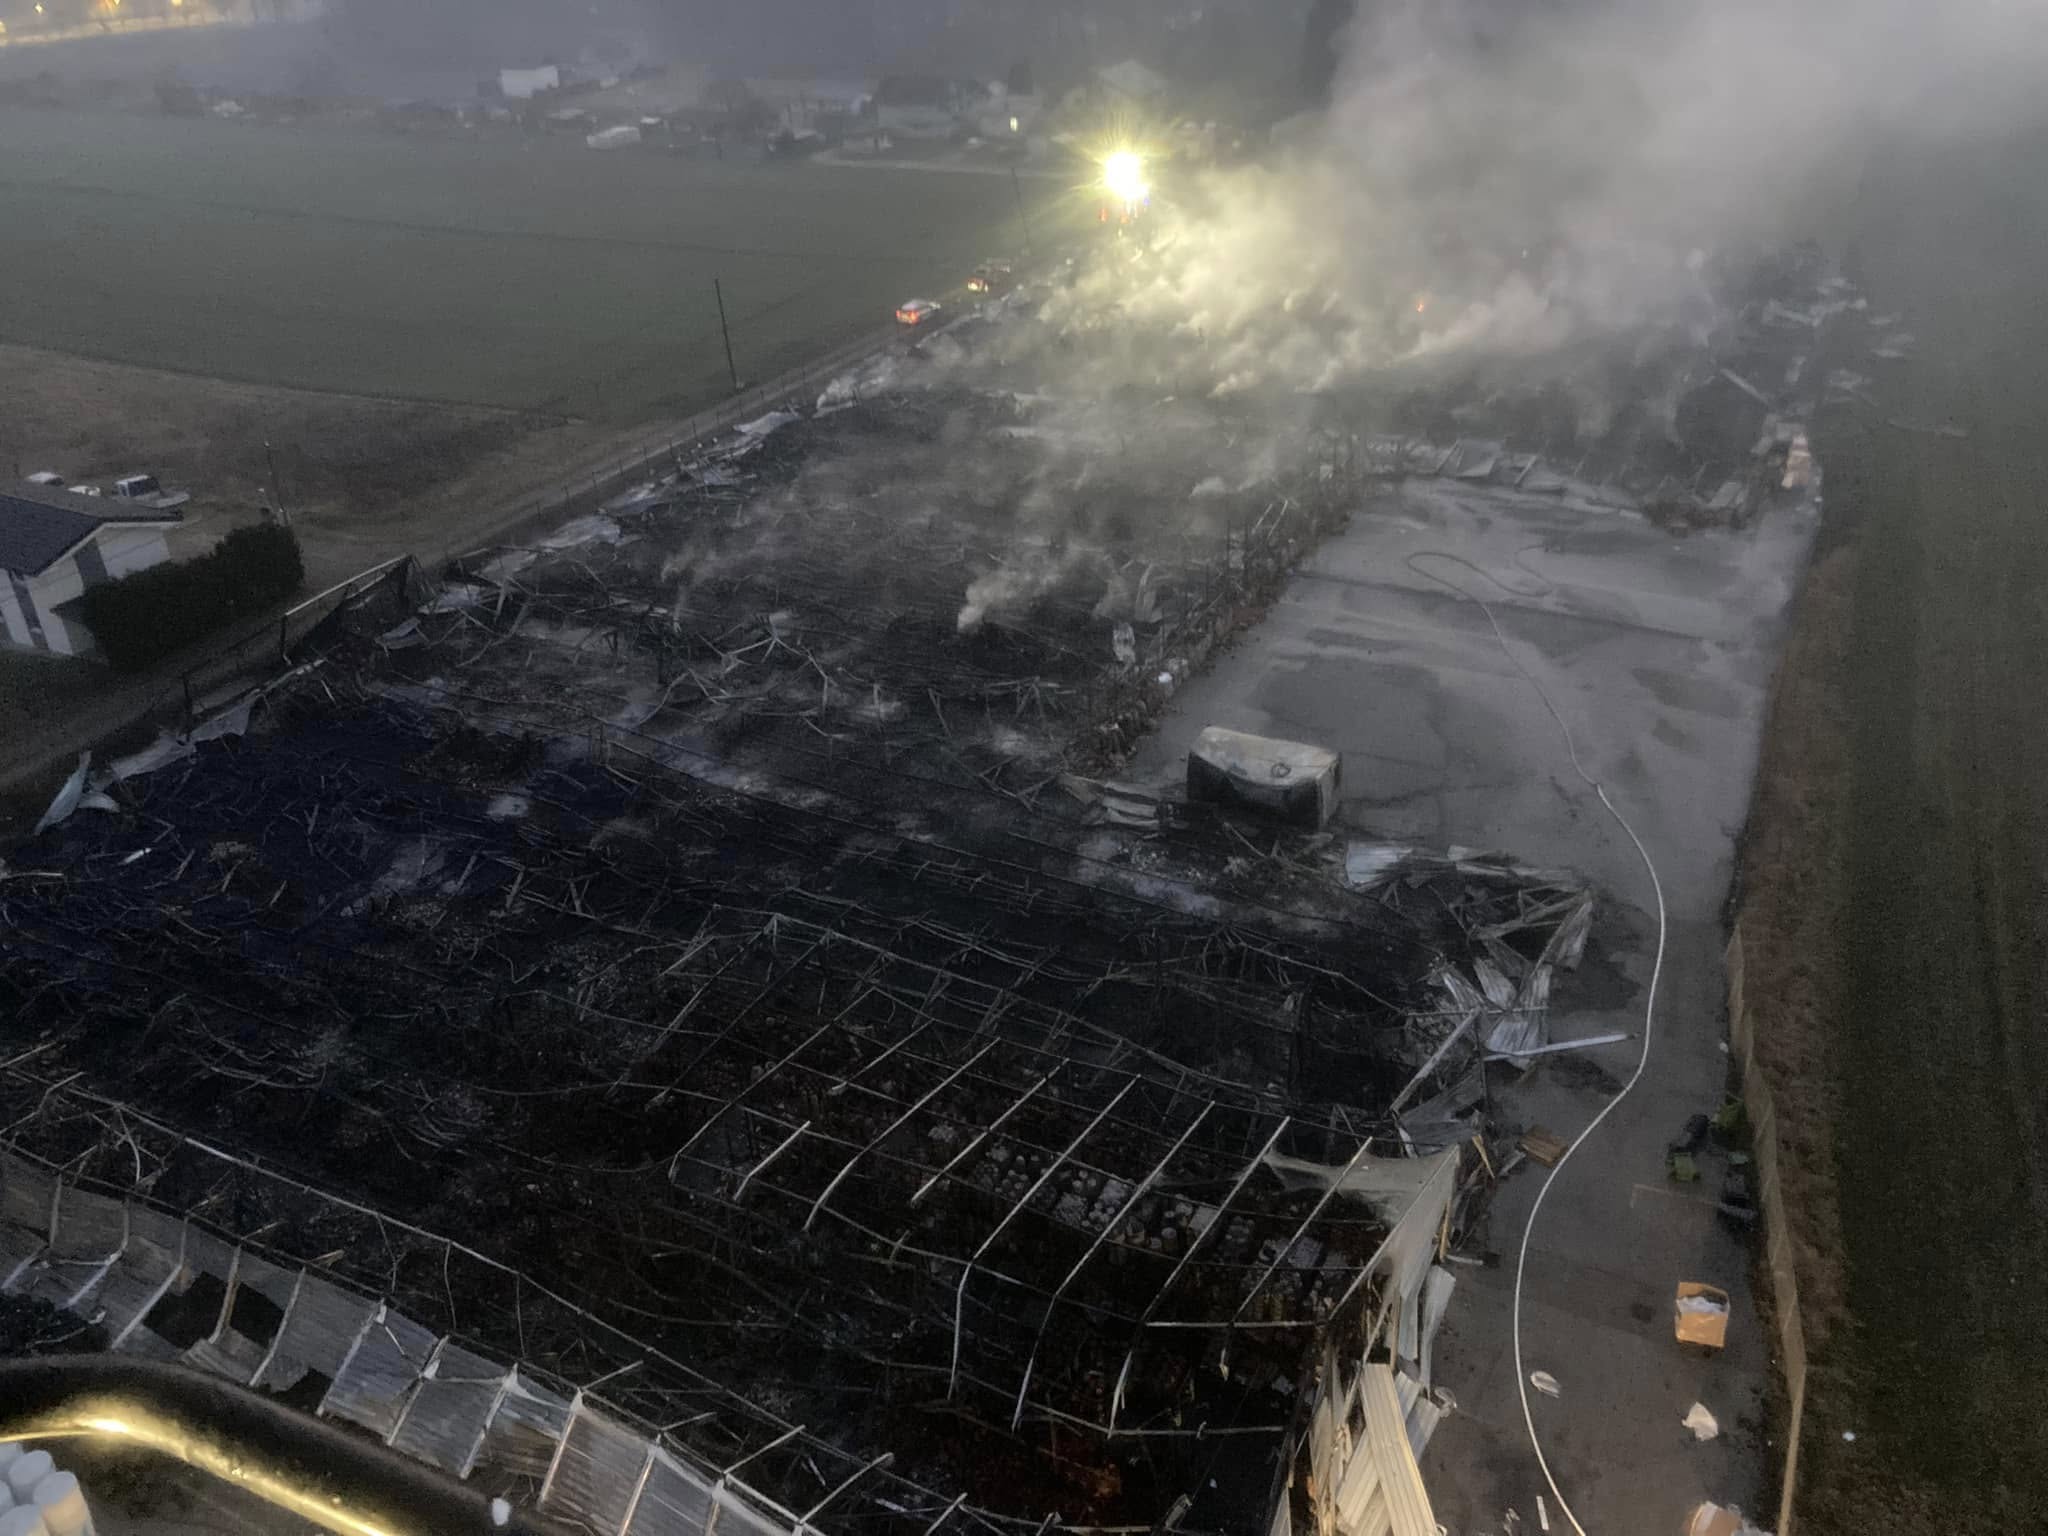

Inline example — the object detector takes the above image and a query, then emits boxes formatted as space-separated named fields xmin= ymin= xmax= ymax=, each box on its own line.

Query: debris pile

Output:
xmin=0 ymin=292 xmax=1590 ymax=1535
xmin=0 ymin=243 xmax=1832 ymax=1534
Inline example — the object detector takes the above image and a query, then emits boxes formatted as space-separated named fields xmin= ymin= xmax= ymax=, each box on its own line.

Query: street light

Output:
xmin=1102 ymin=150 xmax=1149 ymax=205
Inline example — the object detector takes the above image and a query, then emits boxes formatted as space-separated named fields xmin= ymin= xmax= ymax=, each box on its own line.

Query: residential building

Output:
xmin=873 ymin=73 xmax=977 ymax=137
xmin=0 ymin=482 xmax=181 ymax=657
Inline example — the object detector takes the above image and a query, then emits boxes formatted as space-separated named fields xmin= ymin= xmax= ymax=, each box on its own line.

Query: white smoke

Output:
xmin=956 ymin=545 xmax=1093 ymax=634
xmin=1056 ymin=0 xmax=2048 ymax=395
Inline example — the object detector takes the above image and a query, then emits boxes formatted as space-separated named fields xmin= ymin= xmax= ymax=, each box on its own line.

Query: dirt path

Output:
xmin=1739 ymin=116 xmax=2048 ymax=1532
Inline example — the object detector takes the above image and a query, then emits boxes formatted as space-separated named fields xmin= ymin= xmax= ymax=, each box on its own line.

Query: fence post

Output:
xmin=1728 ymin=921 xmax=1805 ymax=1536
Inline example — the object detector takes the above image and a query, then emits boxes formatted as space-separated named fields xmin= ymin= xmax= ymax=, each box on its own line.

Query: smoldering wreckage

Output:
xmin=0 ymin=243 xmax=1848 ymax=1536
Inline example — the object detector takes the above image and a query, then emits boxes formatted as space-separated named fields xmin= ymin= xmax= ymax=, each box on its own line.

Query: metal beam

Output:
xmin=1480 ymin=1031 xmax=1631 ymax=1060
xmin=732 ymin=1120 xmax=812 ymax=1201
xmin=823 ymin=1019 xmax=932 ymax=1098
xmin=668 ymin=1016 xmax=838 ymax=1177
xmin=719 ymin=1422 xmax=806 ymax=1478
xmin=910 ymin=1067 xmax=1060 ymax=1208
xmin=949 ymin=1082 xmax=1135 ymax=1396
xmin=1218 ymin=1135 xmax=1381 ymax=1371
xmin=656 ymin=923 xmax=832 ymax=1118
xmin=1008 ymin=1104 xmax=1213 ymax=1429
xmin=1108 ymin=1116 xmax=1291 ymax=1431
xmin=1386 ymin=1009 xmax=1480 ymax=1117
xmin=1310 ymin=1147 xmax=1461 ymax=1339
xmin=805 ymin=1042 xmax=998 ymax=1231
xmin=797 ymin=1450 xmax=893 ymax=1528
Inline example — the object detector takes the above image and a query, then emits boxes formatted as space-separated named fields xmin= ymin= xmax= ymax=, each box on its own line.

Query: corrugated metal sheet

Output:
xmin=127 ymin=1204 xmax=187 ymax=1257
xmin=184 ymin=1249 xmax=299 ymax=1384
xmin=545 ymin=1402 xmax=649 ymax=1536
xmin=27 ymin=1252 xmax=117 ymax=1311
xmin=179 ymin=1222 xmax=239 ymax=1292
xmin=625 ymin=1448 xmax=718 ymax=1536
xmin=236 ymin=1252 xmax=300 ymax=1310
xmin=1309 ymin=1371 xmax=1341 ymax=1506
xmin=50 ymin=1184 xmax=127 ymax=1259
xmin=1417 ymin=1267 xmax=1456 ymax=1387
xmin=1373 ymin=1154 xmax=1458 ymax=1362
xmin=320 ymin=1306 xmax=438 ymax=1438
xmin=0 ymin=1166 xmax=810 ymax=1536
xmin=94 ymin=1233 xmax=182 ymax=1347
xmin=1350 ymin=1364 xmax=1435 ymax=1536
xmin=0 ymin=1223 xmax=46 ymax=1292
xmin=480 ymin=1371 xmax=576 ymax=1480
xmin=116 ymin=1320 xmax=184 ymax=1360
xmin=254 ymin=1272 xmax=377 ymax=1393
xmin=1405 ymin=1396 xmax=1444 ymax=1464
xmin=713 ymin=1485 xmax=797 ymax=1536
xmin=388 ymin=1341 xmax=507 ymax=1477
xmin=0 ymin=1152 xmax=58 ymax=1241
xmin=185 ymin=1327 xmax=268 ymax=1381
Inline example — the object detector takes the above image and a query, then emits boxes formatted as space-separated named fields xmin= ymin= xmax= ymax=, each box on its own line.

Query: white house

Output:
xmin=1095 ymin=59 xmax=1170 ymax=111
xmin=499 ymin=65 xmax=561 ymax=101
xmin=873 ymin=75 xmax=977 ymax=139
xmin=0 ymin=483 xmax=181 ymax=657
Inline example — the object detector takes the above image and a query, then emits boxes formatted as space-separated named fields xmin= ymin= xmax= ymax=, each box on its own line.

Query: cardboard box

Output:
xmin=1674 ymin=1281 xmax=1731 ymax=1349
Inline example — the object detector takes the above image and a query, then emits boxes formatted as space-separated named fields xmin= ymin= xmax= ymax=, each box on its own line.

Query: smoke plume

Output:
xmin=1064 ymin=0 xmax=2048 ymax=396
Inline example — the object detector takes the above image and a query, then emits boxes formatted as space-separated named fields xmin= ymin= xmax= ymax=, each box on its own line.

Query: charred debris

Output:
xmin=0 ymin=249 xmax=1844 ymax=1534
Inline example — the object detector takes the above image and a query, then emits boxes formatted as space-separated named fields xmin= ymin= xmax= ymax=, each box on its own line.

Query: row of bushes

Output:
xmin=80 ymin=522 xmax=305 ymax=673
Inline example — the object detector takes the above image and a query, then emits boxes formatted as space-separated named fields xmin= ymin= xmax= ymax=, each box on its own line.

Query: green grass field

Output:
xmin=0 ymin=107 xmax=1061 ymax=418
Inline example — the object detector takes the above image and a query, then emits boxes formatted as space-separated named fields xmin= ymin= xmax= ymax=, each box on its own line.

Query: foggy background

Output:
xmin=1082 ymin=0 xmax=2048 ymax=397
xmin=7 ymin=0 xmax=2045 ymax=400
xmin=80 ymin=1 xmax=1312 ymax=102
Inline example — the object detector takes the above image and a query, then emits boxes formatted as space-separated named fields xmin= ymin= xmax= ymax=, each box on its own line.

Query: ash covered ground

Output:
xmin=1 ymin=232 xmax=1841 ymax=1534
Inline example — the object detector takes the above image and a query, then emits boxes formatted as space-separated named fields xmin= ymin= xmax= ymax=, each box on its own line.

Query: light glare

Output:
xmin=1103 ymin=151 xmax=1148 ymax=204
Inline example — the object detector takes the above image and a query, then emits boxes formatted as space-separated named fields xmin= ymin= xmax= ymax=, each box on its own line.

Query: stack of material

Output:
xmin=0 ymin=1448 xmax=96 ymax=1536
xmin=1186 ymin=726 xmax=1341 ymax=829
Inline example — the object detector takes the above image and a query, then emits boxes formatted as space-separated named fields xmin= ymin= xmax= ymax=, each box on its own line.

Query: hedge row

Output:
xmin=80 ymin=522 xmax=305 ymax=672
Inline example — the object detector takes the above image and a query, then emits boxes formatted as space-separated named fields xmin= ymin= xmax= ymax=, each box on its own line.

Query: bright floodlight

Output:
xmin=1103 ymin=150 xmax=1149 ymax=204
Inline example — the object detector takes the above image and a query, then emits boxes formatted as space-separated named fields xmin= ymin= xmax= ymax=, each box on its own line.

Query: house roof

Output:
xmin=1097 ymin=59 xmax=1168 ymax=100
xmin=874 ymin=74 xmax=953 ymax=108
xmin=0 ymin=483 xmax=180 ymax=579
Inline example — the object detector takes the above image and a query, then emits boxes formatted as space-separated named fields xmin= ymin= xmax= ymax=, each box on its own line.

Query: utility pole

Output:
xmin=714 ymin=277 xmax=741 ymax=391
xmin=1010 ymin=165 xmax=1034 ymax=257
xmin=264 ymin=438 xmax=289 ymax=526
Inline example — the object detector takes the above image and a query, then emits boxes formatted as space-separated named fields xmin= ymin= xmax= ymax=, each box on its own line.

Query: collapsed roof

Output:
xmin=0 ymin=237 xmax=1842 ymax=1530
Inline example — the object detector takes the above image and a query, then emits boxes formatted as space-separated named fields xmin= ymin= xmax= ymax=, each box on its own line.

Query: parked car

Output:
xmin=966 ymin=261 xmax=1014 ymax=297
xmin=112 ymin=472 xmax=191 ymax=511
xmin=23 ymin=471 xmax=65 ymax=488
xmin=895 ymin=298 xmax=942 ymax=326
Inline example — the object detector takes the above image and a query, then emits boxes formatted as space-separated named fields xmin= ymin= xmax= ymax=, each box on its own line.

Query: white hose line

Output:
xmin=1407 ymin=551 xmax=1670 ymax=1536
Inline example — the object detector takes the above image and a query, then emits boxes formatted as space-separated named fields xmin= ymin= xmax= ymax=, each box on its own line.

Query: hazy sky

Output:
xmin=1056 ymin=0 xmax=2048 ymax=395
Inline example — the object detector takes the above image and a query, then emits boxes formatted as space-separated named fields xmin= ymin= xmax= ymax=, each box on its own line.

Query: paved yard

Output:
xmin=1133 ymin=479 xmax=1817 ymax=1533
